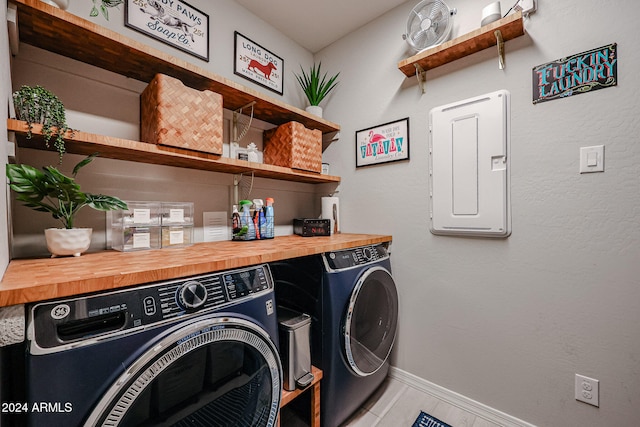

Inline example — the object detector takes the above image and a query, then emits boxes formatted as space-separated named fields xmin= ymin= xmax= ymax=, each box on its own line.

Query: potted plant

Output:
xmin=39 ymin=0 xmax=69 ymax=9
xmin=13 ymin=85 xmax=72 ymax=163
xmin=89 ymin=0 xmax=124 ymax=21
xmin=294 ymin=62 xmax=340 ymax=118
xmin=6 ymin=153 xmax=128 ymax=257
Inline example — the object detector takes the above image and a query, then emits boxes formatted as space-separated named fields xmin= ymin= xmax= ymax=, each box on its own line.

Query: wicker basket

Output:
xmin=263 ymin=122 xmax=322 ymax=173
xmin=141 ymin=74 xmax=223 ymax=155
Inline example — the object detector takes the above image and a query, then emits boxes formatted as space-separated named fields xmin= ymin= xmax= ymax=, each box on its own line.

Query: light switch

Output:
xmin=580 ymin=145 xmax=604 ymax=173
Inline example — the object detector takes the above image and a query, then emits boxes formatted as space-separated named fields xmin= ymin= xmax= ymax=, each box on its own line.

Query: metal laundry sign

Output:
xmin=532 ymin=43 xmax=617 ymax=104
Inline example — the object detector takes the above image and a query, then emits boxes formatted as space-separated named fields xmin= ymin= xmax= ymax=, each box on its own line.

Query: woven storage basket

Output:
xmin=263 ymin=122 xmax=322 ymax=173
xmin=141 ymin=74 xmax=223 ymax=155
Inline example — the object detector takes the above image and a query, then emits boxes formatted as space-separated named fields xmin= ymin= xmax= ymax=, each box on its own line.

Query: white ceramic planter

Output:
xmin=45 ymin=228 xmax=92 ymax=257
xmin=39 ymin=0 xmax=69 ymax=9
xmin=305 ymin=105 xmax=323 ymax=118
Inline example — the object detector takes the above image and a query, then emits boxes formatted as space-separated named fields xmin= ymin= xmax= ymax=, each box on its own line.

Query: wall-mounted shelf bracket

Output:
xmin=495 ymin=30 xmax=505 ymax=69
xmin=415 ymin=64 xmax=426 ymax=94
xmin=7 ymin=3 xmax=19 ymax=55
xmin=397 ymin=12 xmax=524 ymax=78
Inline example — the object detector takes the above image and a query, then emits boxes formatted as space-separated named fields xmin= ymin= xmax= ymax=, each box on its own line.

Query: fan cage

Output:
xmin=405 ymin=0 xmax=455 ymax=52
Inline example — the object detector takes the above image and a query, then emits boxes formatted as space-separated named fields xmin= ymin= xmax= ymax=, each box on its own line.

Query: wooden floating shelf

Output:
xmin=8 ymin=119 xmax=340 ymax=184
xmin=398 ymin=11 xmax=525 ymax=77
xmin=12 ymin=0 xmax=340 ymax=135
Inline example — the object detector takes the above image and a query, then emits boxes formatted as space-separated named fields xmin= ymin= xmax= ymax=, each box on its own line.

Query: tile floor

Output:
xmin=341 ymin=376 xmax=503 ymax=427
xmin=280 ymin=376 xmax=504 ymax=427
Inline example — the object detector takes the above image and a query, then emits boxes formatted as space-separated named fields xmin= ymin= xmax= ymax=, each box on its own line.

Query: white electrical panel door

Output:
xmin=429 ymin=90 xmax=511 ymax=237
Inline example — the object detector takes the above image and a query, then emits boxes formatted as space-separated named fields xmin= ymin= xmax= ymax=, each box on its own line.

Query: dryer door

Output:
xmin=343 ymin=266 xmax=399 ymax=376
xmin=85 ymin=315 xmax=282 ymax=427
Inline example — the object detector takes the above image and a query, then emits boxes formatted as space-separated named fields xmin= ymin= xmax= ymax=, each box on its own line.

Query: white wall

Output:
xmin=62 ymin=0 xmax=313 ymax=108
xmin=6 ymin=0 xmax=640 ymax=425
xmin=317 ymin=0 xmax=640 ymax=426
xmin=0 ymin=0 xmax=11 ymax=273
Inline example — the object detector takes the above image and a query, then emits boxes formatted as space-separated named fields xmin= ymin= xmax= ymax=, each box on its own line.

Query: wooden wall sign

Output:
xmin=532 ymin=43 xmax=617 ymax=104
xmin=126 ymin=0 xmax=209 ymax=62
xmin=234 ymin=32 xmax=284 ymax=95
xmin=356 ymin=118 xmax=410 ymax=168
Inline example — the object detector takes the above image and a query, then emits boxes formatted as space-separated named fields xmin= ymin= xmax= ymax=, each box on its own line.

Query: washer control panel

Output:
xmin=177 ymin=281 xmax=208 ymax=310
xmin=29 ymin=264 xmax=273 ymax=351
xmin=324 ymin=244 xmax=389 ymax=271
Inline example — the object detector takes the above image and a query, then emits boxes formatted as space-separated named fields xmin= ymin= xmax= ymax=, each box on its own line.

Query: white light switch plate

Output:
xmin=580 ymin=145 xmax=604 ymax=173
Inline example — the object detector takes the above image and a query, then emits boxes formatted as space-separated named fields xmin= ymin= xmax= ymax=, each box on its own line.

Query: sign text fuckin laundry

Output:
xmin=532 ymin=43 xmax=617 ymax=104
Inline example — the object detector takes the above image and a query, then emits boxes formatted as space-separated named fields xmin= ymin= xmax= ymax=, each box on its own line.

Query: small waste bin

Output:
xmin=278 ymin=307 xmax=314 ymax=391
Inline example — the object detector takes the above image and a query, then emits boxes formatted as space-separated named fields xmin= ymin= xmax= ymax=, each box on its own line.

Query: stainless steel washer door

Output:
xmin=344 ymin=266 xmax=399 ymax=377
xmin=85 ymin=315 xmax=282 ymax=427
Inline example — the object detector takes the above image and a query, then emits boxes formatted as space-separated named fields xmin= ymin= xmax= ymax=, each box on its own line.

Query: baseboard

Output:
xmin=388 ymin=367 xmax=536 ymax=427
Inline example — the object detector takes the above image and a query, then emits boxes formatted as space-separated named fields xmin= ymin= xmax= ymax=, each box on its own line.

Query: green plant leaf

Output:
xmin=72 ymin=152 xmax=99 ymax=177
xmin=6 ymin=154 xmax=127 ymax=229
xmin=6 ymin=164 xmax=48 ymax=200
xmin=101 ymin=4 xmax=109 ymax=20
xmin=85 ymin=194 xmax=128 ymax=211
xmin=13 ymin=85 xmax=70 ymax=163
xmin=295 ymin=62 xmax=339 ymax=106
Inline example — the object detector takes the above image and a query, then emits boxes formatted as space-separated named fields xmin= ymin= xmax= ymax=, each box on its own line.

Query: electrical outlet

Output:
xmin=575 ymin=374 xmax=599 ymax=407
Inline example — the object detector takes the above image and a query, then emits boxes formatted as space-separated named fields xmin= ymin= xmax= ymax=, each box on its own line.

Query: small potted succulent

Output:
xmin=13 ymin=85 xmax=72 ymax=163
xmin=294 ymin=62 xmax=340 ymax=118
xmin=6 ymin=153 xmax=128 ymax=257
xmin=89 ymin=0 xmax=124 ymax=21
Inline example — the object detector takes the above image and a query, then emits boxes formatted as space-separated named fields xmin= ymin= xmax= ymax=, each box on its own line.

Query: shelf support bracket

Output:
xmin=415 ymin=64 xmax=426 ymax=94
xmin=495 ymin=30 xmax=505 ymax=70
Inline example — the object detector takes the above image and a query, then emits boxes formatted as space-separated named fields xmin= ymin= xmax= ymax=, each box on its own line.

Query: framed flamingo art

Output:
xmin=356 ymin=117 xmax=410 ymax=168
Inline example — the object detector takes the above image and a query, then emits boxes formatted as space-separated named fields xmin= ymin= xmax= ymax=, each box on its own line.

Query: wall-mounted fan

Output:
xmin=403 ymin=0 xmax=457 ymax=52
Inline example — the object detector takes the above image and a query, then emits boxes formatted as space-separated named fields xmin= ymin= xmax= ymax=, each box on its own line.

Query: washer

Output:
xmin=24 ymin=264 xmax=282 ymax=427
xmin=271 ymin=243 xmax=398 ymax=427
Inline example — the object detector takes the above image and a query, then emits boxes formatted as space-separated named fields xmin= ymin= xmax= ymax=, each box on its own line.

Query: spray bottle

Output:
xmin=253 ymin=199 xmax=266 ymax=239
xmin=238 ymin=199 xmax=255 ymax=240
xmin=265 ymin=197 xmax=274 ymax=239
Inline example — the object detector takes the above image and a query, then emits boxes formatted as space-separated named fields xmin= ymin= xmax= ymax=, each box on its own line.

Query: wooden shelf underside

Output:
xmin=8 ymin=119 xmax=340 ymax=184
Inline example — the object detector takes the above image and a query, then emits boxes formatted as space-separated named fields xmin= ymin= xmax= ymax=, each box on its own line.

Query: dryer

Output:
xmin=22 ymin=264 xmax=282 ymax=427
xmin=271 ymin=243 xmax=398 ymax=427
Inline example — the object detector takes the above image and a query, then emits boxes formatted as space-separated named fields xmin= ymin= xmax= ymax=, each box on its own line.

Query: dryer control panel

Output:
xmin=323 ymin=243 xmax=389 ymax=271
xmin=29 ymin=264 xmax=273 ymax=352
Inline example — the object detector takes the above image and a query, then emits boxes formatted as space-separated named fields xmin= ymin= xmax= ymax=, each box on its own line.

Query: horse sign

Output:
xmin=126 ymin=0 xmax=209 ymax=61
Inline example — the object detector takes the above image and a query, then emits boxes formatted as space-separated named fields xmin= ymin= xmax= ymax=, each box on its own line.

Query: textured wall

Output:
xmin=5 ymin=0 xmax=640 ymax=424
xmin=317 ymin=0 xmax=640 ymax=425
xmin=0 ymin=0 xmax=11 ymax=271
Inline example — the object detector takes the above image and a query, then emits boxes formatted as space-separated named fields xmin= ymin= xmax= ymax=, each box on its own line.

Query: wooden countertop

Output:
xmin=0 ymin=234 xmax=391 ymax=307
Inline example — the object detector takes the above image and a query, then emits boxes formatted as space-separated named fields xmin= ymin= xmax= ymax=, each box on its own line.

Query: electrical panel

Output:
xmin=429 ymin=90 xmax=511 ymax=238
